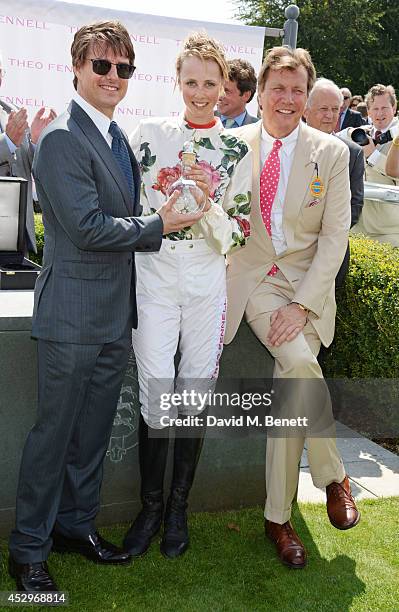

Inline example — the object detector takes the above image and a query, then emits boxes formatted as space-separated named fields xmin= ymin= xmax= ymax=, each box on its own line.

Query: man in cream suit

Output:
xmin=225 ymin=46 xmax=360 ymax=568
xmin=349 ymin=84 xmax=399 ymax=245
xmin=0 ymin=52 xmax=56 ymax=252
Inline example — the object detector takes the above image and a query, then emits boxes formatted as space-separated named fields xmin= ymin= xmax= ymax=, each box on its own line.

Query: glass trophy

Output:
xmin=167 ymin=141 xmax=205 ymax=214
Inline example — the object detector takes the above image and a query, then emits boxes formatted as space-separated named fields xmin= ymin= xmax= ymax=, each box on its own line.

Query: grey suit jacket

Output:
xmin=335 ymin=135 xmax=364 ymax=287
xmin=215 ymin=110 xmax=259 ymax=127
xmin=0 ymin=100 xmax=36 ymax=252
xmin=32 ymin=99 xmax=163 ymax=344
xmin=337 ymin=135 xmax=364 ymax=226
xmin=341 ymin=108 xmax=363 ymax=130
xmin=242 ymin=111 xmax=260 ymax=125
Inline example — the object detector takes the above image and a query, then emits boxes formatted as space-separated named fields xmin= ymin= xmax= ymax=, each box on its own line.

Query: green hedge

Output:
xmin=29 ymin=213 xmax=44 ymax=265
xmin=324 ymin=235 xmax=399 ymax=378
xmin=29 ymin=217 xmax=399 ymax=379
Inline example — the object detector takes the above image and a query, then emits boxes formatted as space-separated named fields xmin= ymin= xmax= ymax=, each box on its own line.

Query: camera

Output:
xmin=350 ymin=128 xmax=370 ymax=147
xmin=349 ymin=126 xmax=394 ymax=147
xmin=377 ymin=131 xmax=393 ymax=145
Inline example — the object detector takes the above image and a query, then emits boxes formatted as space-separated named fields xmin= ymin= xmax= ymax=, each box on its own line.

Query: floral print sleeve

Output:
xmin=191 ymin=133 xmax=252 ymax=255
xmin=129 ymin=117 xmax=252 ymax=252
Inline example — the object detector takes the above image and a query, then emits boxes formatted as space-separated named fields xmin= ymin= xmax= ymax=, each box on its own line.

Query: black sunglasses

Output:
xmin=343 ymin=95 xmax=351 ymax=100
xmin=90 ymin=58 xmax=136 ymax=79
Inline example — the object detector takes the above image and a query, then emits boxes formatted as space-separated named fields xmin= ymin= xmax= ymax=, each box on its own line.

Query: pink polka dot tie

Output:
xmin=260 ymin=139 xmax=282 ymax=276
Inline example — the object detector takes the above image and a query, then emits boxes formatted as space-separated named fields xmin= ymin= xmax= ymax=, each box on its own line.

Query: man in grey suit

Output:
xmin=338 ymin=88 xmax=363 ymax=130
xmin=216 ymin=58 xmax=259 ymax=128
xmin=304 ymin=78 xmax=364 ymax=286
xmin=8 ymin=21 xmax=202 ymax=593
xmin=0 ymin=52 xmax=56 ymax=253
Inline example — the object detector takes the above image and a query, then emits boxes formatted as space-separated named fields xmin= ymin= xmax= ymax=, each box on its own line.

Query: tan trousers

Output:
xmin=246 ymin=271 xmax=345 ymax=524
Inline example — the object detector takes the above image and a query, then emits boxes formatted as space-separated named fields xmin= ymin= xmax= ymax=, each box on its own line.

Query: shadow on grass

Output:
xmin=0 ymin=504 xmax=367 ymax=612
xmin=287 ymin=503 xmax=366 ymax=612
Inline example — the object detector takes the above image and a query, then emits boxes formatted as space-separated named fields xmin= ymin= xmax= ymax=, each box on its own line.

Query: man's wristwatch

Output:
xmin=291 ymin=301 xmax=309 ymax=314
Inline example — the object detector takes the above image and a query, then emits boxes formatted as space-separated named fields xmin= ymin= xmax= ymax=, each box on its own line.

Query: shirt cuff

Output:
xmin=367 ymin=149 xmax=381 ymax=167
xmin=5 ymin=133 xmax=17 ymax=155
xmin=203 ymin=198 xmax=221 ymax=218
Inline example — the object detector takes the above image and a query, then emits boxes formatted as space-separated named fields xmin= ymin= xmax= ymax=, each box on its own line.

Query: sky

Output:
xmin=58 ymin=0 xmax=242 ymax=25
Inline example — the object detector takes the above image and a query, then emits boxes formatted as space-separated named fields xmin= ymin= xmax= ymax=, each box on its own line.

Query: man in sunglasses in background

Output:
xmin=336 ymin=87 xmax=363 ymax=131
xmin=8 ymin=20 xmax=202 ymax=592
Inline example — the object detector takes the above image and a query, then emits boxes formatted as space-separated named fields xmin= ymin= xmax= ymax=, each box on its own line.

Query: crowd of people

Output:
xmin=4 ymin=17 xmax=397 ymax=594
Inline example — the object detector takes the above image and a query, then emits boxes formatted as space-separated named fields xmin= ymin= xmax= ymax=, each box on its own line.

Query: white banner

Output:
xmin=0 ymin=0 xmax=265 ymax=131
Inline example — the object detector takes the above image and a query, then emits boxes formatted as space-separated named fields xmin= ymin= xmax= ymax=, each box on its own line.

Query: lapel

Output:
xmin=341 ymin=108 xmax=353 ymax=130
xmin=247 ymin=121 xmax=261 ymax=192
xmin=123 ymin=130 xmax=141 ymax=213
xmin=245 ymin=121 xmax=261 ymax=214
xmin=244 ymin=121 xmax=276 ymax=252
xmin=69 ymin=100 xmax=133 ymax=215
xmin=282 ymin=122 xmax=317 ymax=246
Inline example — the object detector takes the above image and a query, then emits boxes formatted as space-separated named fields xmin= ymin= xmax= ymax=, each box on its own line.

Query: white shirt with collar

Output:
xmin=260 ymin=124 xmax=299 ymax=255
xmin=73 ymin=92 xmax=113 ymax=148
xmin=368 ymin=117 xmax=399 ymax=167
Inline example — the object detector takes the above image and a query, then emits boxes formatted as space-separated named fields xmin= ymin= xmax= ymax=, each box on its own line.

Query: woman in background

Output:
xmin=123 ymin=32 xmax=252 ymax=559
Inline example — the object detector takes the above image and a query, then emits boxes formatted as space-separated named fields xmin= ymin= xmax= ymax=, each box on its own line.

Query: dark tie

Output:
xmin=374 ymin=130 xmax=382 ymax=144
xmin=109 ymin=121 xmax=135 ymax=201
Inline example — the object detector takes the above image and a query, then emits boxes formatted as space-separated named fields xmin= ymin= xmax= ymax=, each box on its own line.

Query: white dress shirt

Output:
xmin=260 ymin=124 xmax=299 ymax=255
xmin=367 ymin=117 xmax=399 ymax=167
xmin=73 ymin=92 xmax=113 ymax=148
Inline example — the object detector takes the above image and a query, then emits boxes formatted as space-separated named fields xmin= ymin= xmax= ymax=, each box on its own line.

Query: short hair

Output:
xmin=356 ymin=102 xmax=368 ymax=119
xmin=71 ymin=21 xmax=134 ymax=90
xmin=227 ymin=58 xmax=257 ymax=102
xmin=365 ymin=84 xmax=397 ymax=109
xmin=306 ymin=78 xmax=343 ymax=109
xmin=341 ymin=87 xmax=352 ymax=97
xmin=350 ymin=94 xmax=363 ymax=106
xmin=258 ymin=46 xmax=316 ymax=94
xmin=175 ymin=32 xmax=229 ymax=85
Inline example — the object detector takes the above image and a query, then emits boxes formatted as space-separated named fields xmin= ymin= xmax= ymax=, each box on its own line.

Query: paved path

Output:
xmin=298 ymin=422 xmax=399 ymax=502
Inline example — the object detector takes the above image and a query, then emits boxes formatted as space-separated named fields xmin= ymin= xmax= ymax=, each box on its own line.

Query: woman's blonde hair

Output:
xmin=175 ymin=32 xmax=229 ymax=85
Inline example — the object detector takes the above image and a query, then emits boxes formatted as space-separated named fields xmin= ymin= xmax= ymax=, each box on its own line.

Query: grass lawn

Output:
xmin=1 ymin=499 xmax=398 ymax=612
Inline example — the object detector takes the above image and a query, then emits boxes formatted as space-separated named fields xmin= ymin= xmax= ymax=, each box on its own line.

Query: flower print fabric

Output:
xmin=152 ymin=165 xmax=182 ymax=194
xmin=130 ymin=116 xmax=253 ymax=255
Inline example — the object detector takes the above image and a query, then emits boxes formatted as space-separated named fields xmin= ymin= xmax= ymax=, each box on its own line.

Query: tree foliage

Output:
xmin=233 ymin=0 xmax=399 ymax=95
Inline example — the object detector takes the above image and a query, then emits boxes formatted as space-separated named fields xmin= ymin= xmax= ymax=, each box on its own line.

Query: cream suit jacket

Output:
xmin=225 ymin=120 xmax=351 ymax=347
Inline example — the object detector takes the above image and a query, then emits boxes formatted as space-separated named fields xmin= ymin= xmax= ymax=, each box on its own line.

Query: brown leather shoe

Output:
xmin=265 ymin=520 xmax=307 ymax=568
xmin=326 ymin=476 xmax=360 ymax=530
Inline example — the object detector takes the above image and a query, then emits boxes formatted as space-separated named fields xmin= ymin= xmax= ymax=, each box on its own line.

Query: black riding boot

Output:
xmin=160 ymin=424 xmax=206 ymax=559
xmin=123 ymin=416 xmax=169 ymax=556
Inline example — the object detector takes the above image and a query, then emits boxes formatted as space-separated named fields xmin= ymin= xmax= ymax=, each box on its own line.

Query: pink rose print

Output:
xmin=196 ymin=160 xmax=221 ymax=198
xmin=152 ymin=165 xmax=181 ymax=195
xmin=234 ymin=216 xmax=251 ymax=238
